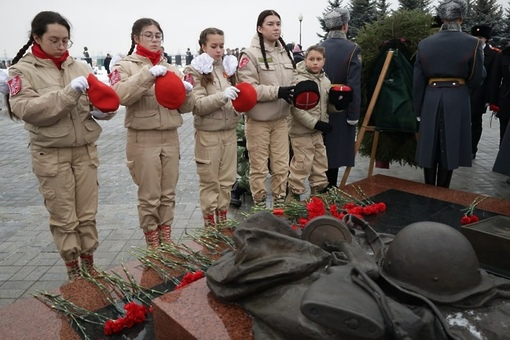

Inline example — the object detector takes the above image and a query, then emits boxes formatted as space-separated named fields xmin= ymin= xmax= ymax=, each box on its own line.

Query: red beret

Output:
xmin=232 ymin=82 xmax=257 ymax=112
xmin=294 ymin=80 xmax=320 ymax=110
xmin=155 ymin=72 xmax=186 ymax=110
xmin=87 ymin=73 xmax=120 ymax=112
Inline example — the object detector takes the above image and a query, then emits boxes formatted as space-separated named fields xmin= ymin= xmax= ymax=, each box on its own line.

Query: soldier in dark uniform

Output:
xmin=489 ymin=39 xmax=510 ymax=145
xmin=470 ymin=25 xmax=499 ymax=159
xmin=320 ymin=8 xmax=362 ymax=187
xmin=413 ymin=0 xmax=485 ymax=188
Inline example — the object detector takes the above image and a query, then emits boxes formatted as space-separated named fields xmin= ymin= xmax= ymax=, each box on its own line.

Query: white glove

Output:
xmin=347 ymin=119 xmax=359 ymax=126
xmin=190 ymin=53 xmax=214 ymax=74
xmin=0 ymin=71 xmax=8 ymax=95
xmin=222 ymin=86 xmax=240 ymax=100
xmin=183 ymin=80 xmax=193 ymax=93
xmin=416 ymin=117 xmax=421 ymax=122
xmin=223 ymin=55 xmax=238 ymax=76
xmin=149 ymin=65 xmax=168 ymax=77
xmin=70 ymin=76 xmax=89 ymax=93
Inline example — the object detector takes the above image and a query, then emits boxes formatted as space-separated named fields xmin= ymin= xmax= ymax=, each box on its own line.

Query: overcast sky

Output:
xmin=0 ymin=0 xmax=507 ymax=60
xmin=0 ymin=0 xmax=328 ymax=59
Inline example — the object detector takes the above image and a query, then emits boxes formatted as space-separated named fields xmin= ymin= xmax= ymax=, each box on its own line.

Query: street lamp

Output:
xmin=298 ymin=13 xmax=303 ymax=47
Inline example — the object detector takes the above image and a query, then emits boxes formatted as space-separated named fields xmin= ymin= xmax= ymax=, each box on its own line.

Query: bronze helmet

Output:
xmin=381 ymin=221 xmax=494 ymax=303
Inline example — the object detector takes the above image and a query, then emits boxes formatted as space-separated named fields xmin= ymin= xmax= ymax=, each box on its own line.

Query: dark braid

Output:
xmin=11 ymin=38 xmax=33 ymax=66
xmin=258 ymin=32 xmax=270 ymax=70
xmin=127 ymin=37 xmax=136 ymax=55
xmin=7 ymin=11 xmax=71 ymax=121
xmin=279 ymin=37 xmax=296 ymax=69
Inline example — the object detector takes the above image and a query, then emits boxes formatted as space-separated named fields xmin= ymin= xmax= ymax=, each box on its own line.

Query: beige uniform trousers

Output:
xmin=288 ymin=132 xmax=329 ymax=194
xmin=194 ymin=129 xmax=237 ymax=216
xmin=30 ymin=144 xmax=99 ymax=262
xmin=126 ymin=129 xmax=180 ymax=232
xmin=245 ymin=116 xmax=289 ymax=202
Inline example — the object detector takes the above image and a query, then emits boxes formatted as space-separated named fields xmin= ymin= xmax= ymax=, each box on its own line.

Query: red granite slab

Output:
xmin=152 ymin=278 xmax=253 ymax=340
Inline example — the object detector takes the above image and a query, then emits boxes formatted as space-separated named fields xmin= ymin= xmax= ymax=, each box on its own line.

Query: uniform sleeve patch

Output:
xmin=183 ymin=73 xmax=194 ymax=86
xmin=108 ymin=69 xmax=120 ymax=86
xmin=239 ymin=56 xmax=249 ymax=69
xmin=8 ymin=75 xmax=21 ymax=96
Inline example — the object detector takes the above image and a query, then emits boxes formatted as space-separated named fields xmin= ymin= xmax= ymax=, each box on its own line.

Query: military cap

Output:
xmin=324 ymin=8 xmax=350 ymax=29
xmin=471 ymin=25 xmax=492 ymax=40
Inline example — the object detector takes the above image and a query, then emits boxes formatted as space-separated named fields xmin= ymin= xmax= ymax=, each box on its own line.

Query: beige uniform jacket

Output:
xmin=184 ymin=60 xmax=240 ymax=131
xmin=112 ymin=54 xmax=194 ymax=130
xmin=9 ymin=53 xmax=101 ymax=148
xmin=237 ymin=35 xmax=295 ymax=121
xmin=289 ymin=61 xmax=331 ymax=138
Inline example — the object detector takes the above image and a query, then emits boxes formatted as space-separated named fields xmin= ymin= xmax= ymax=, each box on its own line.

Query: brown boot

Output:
xmin=216 ymin=209 xmax=228 ymax=224
xmin=80 ymin=254 xmax=100 ymax=277
xmin=144 ymin=229 xmax=160 ymax=249
xmin=204 ymin=214 xmax=216 ymax=227
xmin=158 ymin=225 xmax=172 ymax=245
xmin=65 ymin=259 xmax=81 ymax=282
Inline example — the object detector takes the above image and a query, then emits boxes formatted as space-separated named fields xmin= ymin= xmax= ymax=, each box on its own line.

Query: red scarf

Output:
xmin=31 ymin=43 xmax=69 ymax=69
xmin=135 ymin=44 xmax=162 ymax=65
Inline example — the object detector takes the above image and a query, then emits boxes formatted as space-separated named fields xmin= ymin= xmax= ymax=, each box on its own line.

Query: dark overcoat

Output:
xmin=413 ymin=28 xmax=485 ymax=170
xmin=320 ymin=36 xmax=362 ymax=168
xmin=470 ymin=44 xmax=499 ymax=114
xmin=493 ymin=123 xmax=510 ymax=176
xmin=489 ymin=46 xmax=510 ymax=121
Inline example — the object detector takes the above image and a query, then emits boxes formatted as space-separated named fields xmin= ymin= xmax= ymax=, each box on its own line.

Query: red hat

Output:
xmin=87 ymin=74 xmax=120 ymax=112
xmin=155 ymin=72 xmax=186 ymax=110
xmin=329 ymin=84 xmax=352 ymax=111
xmin=294 ymin=80 xmax=320 ymax=110
xmin=232 ymin=82 xmax=257 ymax=112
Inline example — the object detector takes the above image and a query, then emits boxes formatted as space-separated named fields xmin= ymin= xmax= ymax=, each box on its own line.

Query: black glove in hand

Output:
xmin=278 ymin=86 xmax=295 ymax=104
xmin=314 ymin=121 xmax=333 ymax=134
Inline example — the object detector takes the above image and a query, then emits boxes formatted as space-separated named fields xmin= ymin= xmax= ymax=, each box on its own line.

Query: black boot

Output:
xmin=423 ymin=166 xmax=437 ymax=186
xmin=326 ymin=168 xmax=339 ymax=188
xmin=230 ymin=180 xmax=245 ymax=208
xmin=437 ymin=168 xmax=453 ymax=188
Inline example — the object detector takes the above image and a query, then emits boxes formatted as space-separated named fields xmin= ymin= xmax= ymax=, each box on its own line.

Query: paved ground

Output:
xmin=0 ymin=107 xmax=509 ymax=308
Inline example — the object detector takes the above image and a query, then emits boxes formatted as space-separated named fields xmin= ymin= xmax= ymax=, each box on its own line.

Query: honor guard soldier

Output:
xmin=413 ymin=0 xmax=485 ymax=188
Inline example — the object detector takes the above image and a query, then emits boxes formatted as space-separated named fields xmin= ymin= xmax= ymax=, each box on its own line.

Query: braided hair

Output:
xmin=256 ymin=10 xmax=295 ymax=70
xmin=127 ymin=18 xmax=164 ymax=55
xmin=7 ymin=11 xmax=71 ymax=121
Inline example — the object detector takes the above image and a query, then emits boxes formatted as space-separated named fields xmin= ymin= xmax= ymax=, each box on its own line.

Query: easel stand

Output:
xmin=340 ymin=50 xmax=395 ymax=188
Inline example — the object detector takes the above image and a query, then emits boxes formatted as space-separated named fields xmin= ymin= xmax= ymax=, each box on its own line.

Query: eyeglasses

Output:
xmin=48 ymin=39 xmax=73 ymax=49
xmin=140 ymin=33 xmax=163 ymax=41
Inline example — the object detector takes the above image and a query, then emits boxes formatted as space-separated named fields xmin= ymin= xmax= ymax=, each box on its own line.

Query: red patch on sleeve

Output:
xmin=183 ymin=73 xmax=194 ymax=86
xmin=108 ymin=69 xmax=120 ymax=86
xmin=239 ymin=56 xmax=249 ymax=69
xmin=8 ymin=75 xmax=21 ymax=96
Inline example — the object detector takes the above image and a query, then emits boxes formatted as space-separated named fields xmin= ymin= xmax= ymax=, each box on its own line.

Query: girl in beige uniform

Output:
xmin=237 ymin=9 xmax=296 ymax=208
xmin=184 ymin=28 xmax=240 ymax=227
xmin=6 ymin=11 xmax=115 ymax=282
xmin=111 ymin=18 xmax=195 ymax=248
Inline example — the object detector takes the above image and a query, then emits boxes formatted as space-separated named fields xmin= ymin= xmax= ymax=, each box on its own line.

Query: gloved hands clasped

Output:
xmin=278 ymin=86 xmax=295 ymax=104
xmin=314 ymin=121 xmax=333 ymax=134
